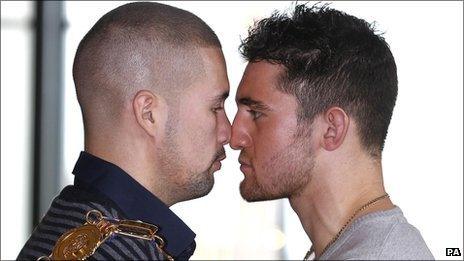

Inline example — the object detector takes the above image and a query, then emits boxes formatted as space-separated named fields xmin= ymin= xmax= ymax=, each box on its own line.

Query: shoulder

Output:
xmin=377 ymin=221 xmax=434 ymax=260
xmin=322 ymin=207 xmax=434 ymax=260
xmin=90 ymin=234 xmax=166 ymax=260
xmin=18 ymin=186 xmax=131 ymax=260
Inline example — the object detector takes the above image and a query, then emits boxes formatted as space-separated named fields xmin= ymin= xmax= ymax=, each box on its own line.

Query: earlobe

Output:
xmin=322 ymin=107 xmax=349 ymax=151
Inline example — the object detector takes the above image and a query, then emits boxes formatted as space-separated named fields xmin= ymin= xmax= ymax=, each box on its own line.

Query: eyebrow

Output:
xmin=211 ymin=91 xmax=229 ymax=104
xmin=237 ymin=97 xmax=272 ymax=111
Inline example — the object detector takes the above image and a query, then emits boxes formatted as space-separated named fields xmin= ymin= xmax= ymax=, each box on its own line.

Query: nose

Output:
xmin=218 ymin=112 xmax=231 ymax=146
xmin=230 ymin=113 xmax=251 ymax=150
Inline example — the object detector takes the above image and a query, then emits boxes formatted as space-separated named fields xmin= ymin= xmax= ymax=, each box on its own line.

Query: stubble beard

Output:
xmin=240 ymin=131 xmax=314 ymax=202
xmin=158 ymin=116 xmax=214 ymax=203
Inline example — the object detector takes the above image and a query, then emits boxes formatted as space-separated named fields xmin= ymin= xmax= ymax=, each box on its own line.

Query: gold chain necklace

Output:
xmin=304 ymin=194 xmax=390 ymax=261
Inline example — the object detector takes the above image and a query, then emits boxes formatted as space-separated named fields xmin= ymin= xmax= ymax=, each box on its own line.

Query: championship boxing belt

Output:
xmin=37 ymin=210 xmax=174 ymax=260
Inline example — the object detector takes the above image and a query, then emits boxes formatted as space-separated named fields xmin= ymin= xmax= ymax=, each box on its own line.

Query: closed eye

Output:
xmin=212 ymin=106 xmax=224 ymax=113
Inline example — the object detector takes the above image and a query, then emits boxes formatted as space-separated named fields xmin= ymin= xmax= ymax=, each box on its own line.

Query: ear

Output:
xmin=321 ymin=107 xmax=350 ymax=151
xmin=132 ymin=90 xmax=161 ymax=137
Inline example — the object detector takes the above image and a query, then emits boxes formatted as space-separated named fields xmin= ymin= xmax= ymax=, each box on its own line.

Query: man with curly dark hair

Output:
xmin=231 ymin=3 xmax=433 ymax=260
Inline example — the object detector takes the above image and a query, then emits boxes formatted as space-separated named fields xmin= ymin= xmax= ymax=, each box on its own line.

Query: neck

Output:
xmin=289 ymin=155 xmax=394 ymax=258
xmin=85 ymin=130 xmax=176 ymax=206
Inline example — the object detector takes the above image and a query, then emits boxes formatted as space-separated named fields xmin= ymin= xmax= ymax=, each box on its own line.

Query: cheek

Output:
xmin=180 ymin=111 xmax=217 ymax=159
xmin=253 ymin=118 xmax=297 ymax=171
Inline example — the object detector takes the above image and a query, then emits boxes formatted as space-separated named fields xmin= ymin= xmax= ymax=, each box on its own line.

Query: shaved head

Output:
xmin=73 ymin=2 xmax=221 ymax=131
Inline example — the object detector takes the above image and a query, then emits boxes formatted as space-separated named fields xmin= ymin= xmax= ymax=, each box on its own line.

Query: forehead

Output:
xmin=237 ymin=61 xmax=295 ymax=107
xmin=189 ymin=47 xmax=230 ymax=97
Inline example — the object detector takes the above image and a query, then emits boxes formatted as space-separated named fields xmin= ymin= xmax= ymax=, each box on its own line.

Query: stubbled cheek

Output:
xmin=186 ymin=119 xmax=216 ymax=154
xmin=253 ymin=132 xmax=293 ymax=165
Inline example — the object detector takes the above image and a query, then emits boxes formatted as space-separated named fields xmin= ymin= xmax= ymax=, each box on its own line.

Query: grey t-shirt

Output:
xmin=320 ymin=207 xmax=434 ymax=260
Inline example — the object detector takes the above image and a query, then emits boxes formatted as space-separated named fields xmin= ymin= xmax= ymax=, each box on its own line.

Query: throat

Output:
xmin=290 ymin=191 xmax=395 ymax=258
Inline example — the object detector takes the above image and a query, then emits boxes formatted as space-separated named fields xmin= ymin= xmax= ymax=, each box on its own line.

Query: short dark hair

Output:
xmin=240 ymin=3 xmax=398 ymax=157
xmin=73 ymin=2 xmax=221 ymax=128
xmin=75 ymin=2 xmax=220 ymax=52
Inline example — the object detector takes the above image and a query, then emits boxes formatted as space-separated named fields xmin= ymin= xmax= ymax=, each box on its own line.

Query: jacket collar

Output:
xmin=72 ymin=151 xmax=196 ymax=257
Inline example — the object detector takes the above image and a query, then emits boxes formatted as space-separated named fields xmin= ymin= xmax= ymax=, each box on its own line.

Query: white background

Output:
xmin=1 ymin=1 xmax=463 ymax=260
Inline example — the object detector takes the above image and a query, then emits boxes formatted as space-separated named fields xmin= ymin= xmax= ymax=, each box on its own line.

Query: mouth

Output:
xmin=217 ymin=155 xmax=226 ymax=162
xmin=211 ymin=150 xmax=226 ymax=172
xmin=212 ymin=161 xmax=222 ymax=171
xmin=238 ymin=157 xmax=253 ymax=174
xmin=238 ymin=158 xmax=252 ymax=166
xmin=239 ymin=163 xmax=253 ymax=174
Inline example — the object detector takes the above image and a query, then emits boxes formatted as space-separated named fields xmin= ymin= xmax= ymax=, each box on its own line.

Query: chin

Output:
xmin=185 ymin=173 xmax=215 ymax=200
xmin=239 ymin=180 xmax=284 ymax=202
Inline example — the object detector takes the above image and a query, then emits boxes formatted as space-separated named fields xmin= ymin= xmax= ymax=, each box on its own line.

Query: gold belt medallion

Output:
xmin=52 ymin=224 xmax=101 ymax=260
xmin=38 ymin=209 xmax=173 ymax=261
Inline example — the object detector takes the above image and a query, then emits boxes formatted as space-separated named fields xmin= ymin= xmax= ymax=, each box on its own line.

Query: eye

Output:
xmin=247 ymin=109 xmax=263 ymax=120
xmin=212 ymin=106 xmax=224 ymax=113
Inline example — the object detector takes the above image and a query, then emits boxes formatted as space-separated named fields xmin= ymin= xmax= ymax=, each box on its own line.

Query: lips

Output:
xmin=239 ymin=163 xmax=253 ymax=174
xmin=238 ymin=158 xmax=251 ymax=166
xmin=213 ymin=160 xmax=222 ymax=171
xmin=209 ymin=149 xmax=226 ymax=172
xmin=238 ymin=156 xmax=253 ymax=174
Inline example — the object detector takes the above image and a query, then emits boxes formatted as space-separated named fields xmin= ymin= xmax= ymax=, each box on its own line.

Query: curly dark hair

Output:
xmin=240 ymin=3 xmax=398 ymax=157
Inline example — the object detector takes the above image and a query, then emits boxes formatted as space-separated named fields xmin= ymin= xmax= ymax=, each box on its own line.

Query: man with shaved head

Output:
xmin=18 ymin=2 xmax=230 ymax=260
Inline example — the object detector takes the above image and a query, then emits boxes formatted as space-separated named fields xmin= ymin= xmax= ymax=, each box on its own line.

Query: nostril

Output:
xmin=229 ymin=144 xmax=240 ymax=150
xmin=229 ymin=138 xmax=240 ymax=150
